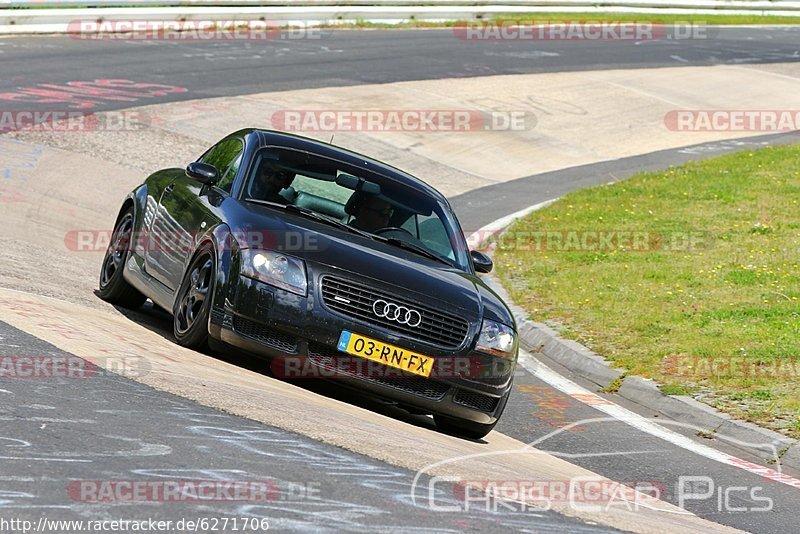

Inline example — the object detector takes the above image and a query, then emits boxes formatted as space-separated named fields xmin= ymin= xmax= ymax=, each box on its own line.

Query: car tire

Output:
xmin=433 ymin=414 xmax=498 ymax=440
xmin=98 ymin=207 xmax=147 ymax=309
xmin=173 ymin=246 xmax=216 ymax=350
xmin=434 ymin=386 xmax=512 ymax=440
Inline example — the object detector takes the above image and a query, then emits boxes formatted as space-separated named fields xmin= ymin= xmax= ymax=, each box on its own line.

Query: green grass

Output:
xmin=660 ymin=384 xmax=691 ymax=396
xmin=9 ymin=8 xmax=800 ymax=26
xmin=492 ymin=12 xmax=800 ymax=25
xmin=322 ymin=13 xmax=800 ymax=27
xmin=316 ymin=13 xmax=800 ymax=29
xmin=495 ymin=144 xmax=800 ymax=437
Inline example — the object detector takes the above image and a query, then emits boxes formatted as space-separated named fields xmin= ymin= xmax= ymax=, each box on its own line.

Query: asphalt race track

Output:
xmin=0 ymin=321 xmax=615 ymax=533
xmin=2 ymin=27 xmax=800 ymax=112
xmin=2 ymin=27 xmax=800 ymax=533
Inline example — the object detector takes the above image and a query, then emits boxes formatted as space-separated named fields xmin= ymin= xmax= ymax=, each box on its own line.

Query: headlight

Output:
xmin=241 ymin=249 xmax=307 ymax=296
xmin=475 ymin=319 xmax=516 ymax=358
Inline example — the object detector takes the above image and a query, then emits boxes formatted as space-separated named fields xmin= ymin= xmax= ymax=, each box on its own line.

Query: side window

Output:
xmin=199 ymin=138 xmax=243 ymax=194
xmin=217 ymin=152 xmax=243 ymax=193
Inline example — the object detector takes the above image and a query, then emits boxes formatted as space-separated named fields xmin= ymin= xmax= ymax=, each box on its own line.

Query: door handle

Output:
xmin=165 ymin=184 xmax=175 ymax=194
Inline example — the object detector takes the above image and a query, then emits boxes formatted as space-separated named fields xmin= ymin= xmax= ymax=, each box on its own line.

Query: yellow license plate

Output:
xmin=337 ymin=330 xmax=433 ymax=377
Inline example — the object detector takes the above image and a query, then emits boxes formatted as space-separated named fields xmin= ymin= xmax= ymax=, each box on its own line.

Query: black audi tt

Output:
xmin=98 ymin=129 xmax=518 ymax=438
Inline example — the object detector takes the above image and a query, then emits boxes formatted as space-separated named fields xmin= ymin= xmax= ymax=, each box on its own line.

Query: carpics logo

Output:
xmin=451 ymin=478 xmax=665 ymax=512
xmin=665 ymin=110 xmax=800 ymax=131
xmin=270 ymin=109 xmax=535 ymax=132
xmin=67 ymin=19 xmax=325 ymax=41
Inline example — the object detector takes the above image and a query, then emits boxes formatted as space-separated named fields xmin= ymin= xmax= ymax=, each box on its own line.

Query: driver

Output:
xmin=251 ymin=162 xmax=295 ymax=204
xmin=347 ymin=191 xmax=394 ymax=232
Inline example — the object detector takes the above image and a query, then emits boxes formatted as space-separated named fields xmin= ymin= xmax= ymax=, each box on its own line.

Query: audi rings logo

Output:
xmin=372 ymin=299 xmax=422 ymax=327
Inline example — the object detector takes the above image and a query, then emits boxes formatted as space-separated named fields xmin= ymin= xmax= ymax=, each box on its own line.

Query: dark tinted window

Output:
xmin=243 ymin=147 xmax=469 ymax=271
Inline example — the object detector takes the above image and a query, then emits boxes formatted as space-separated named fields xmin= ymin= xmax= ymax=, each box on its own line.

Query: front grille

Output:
xmin=320 ymin=276 xmax=469 ymax=349
xmin=233 ymin=316 xmax=298 ymax=354
xmin=454 ymin=389 xmax=499 ymax=413
xmin=210 ymin=306 xmax=225 ymax=326
xmin=308 ymin=343 xmax=450 ymax=400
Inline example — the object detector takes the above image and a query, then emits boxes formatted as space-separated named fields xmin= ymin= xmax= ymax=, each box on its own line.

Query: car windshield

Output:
xmin=243 ymin=147 xmax=470 ymax=271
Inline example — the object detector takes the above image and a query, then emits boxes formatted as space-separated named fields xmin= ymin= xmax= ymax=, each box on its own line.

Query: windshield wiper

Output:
xmin=377 ymin=236 xmax=453 ymax=266
xmin=245 ymin=199 xmax=374 ymax=239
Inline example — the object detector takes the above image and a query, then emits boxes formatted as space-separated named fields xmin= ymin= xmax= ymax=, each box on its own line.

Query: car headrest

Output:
xmin=295 ymin=192 xmax=346 ymax=220
xmin=279 ymin=186 xmax=297 ymax=203
xmin=344 ymin=190 xmax=365 ymax=216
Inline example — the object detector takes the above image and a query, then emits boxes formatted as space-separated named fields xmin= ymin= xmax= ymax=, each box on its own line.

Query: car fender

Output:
xmin=111 ymin=184 xmax=149 ymax=258
xmin=180 ymin=222 xmax=237 ymax=326
xmin=128 ymin=184 xmax=149 ymax=232
xmin=209 ymin=222 xmax=237 ymax=314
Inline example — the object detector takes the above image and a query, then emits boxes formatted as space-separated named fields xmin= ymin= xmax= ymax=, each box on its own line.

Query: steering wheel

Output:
xmin=373 ymin=227 xmax=414 ymax=238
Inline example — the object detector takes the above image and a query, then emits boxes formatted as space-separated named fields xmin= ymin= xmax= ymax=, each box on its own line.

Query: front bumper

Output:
xmin=209 ymin=273 xmax=516 ymax=425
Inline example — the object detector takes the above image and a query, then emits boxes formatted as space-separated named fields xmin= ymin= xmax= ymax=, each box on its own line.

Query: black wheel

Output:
xmin=173 ymin=247 xmax=215 ymax=349
xmin=98 ymin=208 xmax=147 ymax=308
xmin=434 ymin=414 xmax=498 ymax=440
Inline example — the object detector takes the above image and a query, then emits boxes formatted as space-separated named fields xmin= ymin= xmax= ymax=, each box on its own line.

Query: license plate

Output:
xmin=337 ymin=330 xmax=433 ymax=378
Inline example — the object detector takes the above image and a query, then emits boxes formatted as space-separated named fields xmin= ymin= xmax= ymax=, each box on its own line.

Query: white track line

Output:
xmin=467 ymin=205 xmax=800 ymax=491
xmin=519 ymin=350 xmax=800 ymax=490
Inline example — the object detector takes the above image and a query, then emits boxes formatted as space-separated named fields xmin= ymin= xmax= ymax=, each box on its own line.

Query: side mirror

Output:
xmin=186 ymin=162 xmax=218 ymax=185
xmin=470 ymin=250 xmax=493 ymax=274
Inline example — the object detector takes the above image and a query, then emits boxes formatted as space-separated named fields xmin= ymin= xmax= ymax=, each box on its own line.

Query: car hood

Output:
xmin=234 ymin=204 xmax=513 ymax=325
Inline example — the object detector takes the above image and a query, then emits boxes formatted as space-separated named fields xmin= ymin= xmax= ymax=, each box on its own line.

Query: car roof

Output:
xmin=235 ymin=128 xmax=451 ymax=206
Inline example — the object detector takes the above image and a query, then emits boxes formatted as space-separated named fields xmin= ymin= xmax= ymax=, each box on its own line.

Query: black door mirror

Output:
xmin=186 ymin=162 xmax=218 ymax=185
xmin=470 ymin=250 xmax=493 ymax=273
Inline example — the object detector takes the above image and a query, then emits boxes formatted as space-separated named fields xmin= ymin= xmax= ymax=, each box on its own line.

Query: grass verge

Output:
xmin=494 ymin=144 xmax=800 ymax=437
xmin=324 ymin=13 xmax=800 ymax=28
xmin=5 ymin=9 xmax=800 ymax=26
xmin=491 ymin=12 xmax=800 ymax=26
